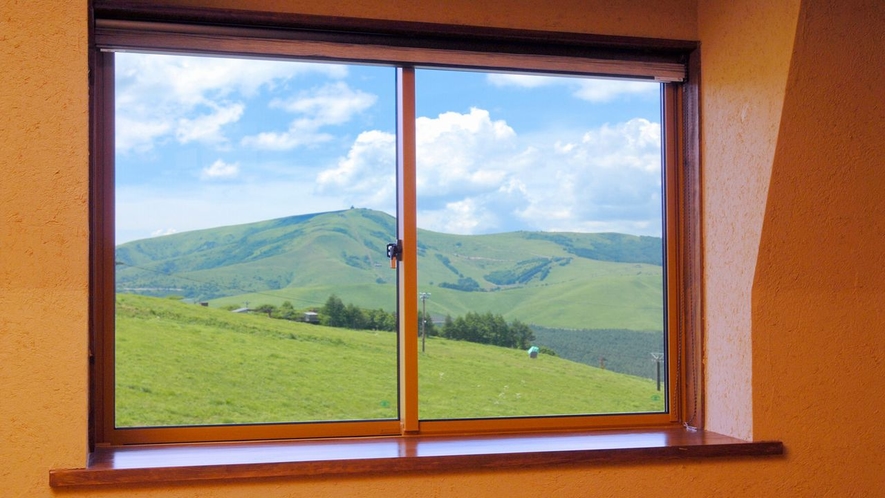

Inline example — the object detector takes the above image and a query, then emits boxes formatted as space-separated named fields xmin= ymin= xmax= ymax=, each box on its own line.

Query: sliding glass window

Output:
xmin=91 ymin=14 xmax=695 ymax=445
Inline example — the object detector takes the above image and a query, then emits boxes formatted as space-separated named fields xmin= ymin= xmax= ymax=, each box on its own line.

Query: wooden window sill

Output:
xmin=50 ymin=428 xmax=783 ymax=487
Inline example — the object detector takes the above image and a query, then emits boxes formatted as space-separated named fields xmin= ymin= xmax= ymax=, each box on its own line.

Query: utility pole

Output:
xmin=419 ymin=292 xmax=431 ymax=353
xmin=651 ymin=352 xmax=664 ymax=391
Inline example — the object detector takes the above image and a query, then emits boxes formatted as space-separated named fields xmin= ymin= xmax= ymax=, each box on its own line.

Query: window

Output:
xmin=413 ymin=67 xmax=670 ymax=424
xmin=90 ymin=6 xmax=701 ymax=447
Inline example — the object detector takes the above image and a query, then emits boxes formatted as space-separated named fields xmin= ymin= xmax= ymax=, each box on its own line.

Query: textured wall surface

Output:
xmin=0 ymin=1 xmax=89 ymax=496
xmin=751 ymin=0 xmax=885 ymax=494
xmin=698 ymin=0 xmax=801 ymax=440
xmin=2 ymin=0 xmax=885 ymax=496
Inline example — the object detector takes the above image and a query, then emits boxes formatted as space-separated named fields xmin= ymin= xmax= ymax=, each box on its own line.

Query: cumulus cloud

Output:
xmin=314 ymin=107 xmax=662 ymax=236
xmin=415 ymin=108 xmax=516 ymax=195
xmin=517 ymin=118 xmax=663 ymax=234
xmin=115 ymin=53 xmax=348 ymax=153
xmin=200 ymin=159 xmax=240 ymax=180
xmin=314 ymin=107 xmax=521 ymax=221
xmin=420 ymin=198 xmax=494 ymax=234
xmin=413 ymin=110 xmax=663 ymax=235
xmin=487 ymin=73 xmax=658 ymax=103
xmin=119 ymin=106 xmax=663 ymax=242
xmin=315 ymin=130 xmax=396 ymax=208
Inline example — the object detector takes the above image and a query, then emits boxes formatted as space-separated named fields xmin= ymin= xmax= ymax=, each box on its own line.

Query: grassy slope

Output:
xmin=116 ymin=295 xmax=665 ymax=427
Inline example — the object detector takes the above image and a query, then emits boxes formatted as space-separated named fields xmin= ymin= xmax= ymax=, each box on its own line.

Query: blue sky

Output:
xmin=115 ymin=52 xmax=662 ymax=244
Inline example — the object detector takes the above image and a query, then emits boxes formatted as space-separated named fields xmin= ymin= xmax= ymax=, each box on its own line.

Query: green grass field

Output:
xmin=116 ymin=294 xmax=666 ymax=427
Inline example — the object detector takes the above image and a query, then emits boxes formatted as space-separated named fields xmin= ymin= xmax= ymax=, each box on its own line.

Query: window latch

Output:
xmin=386 ymin=240 xmax=402 ymax=269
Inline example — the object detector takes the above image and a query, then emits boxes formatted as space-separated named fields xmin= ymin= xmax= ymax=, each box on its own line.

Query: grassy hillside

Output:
xmin=117 ymin=208 xmax=664 ymax=331
xmin=115 ymin=294 xmax=665 ymax=427
xmin=116 ymin=209 xmax=397 ymax=298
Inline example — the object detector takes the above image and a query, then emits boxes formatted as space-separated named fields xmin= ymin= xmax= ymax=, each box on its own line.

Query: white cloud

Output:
xmin=270 ymin=82 xmax=376 ymax=126
xmin=115 ymin=53 xmax=348 ymax=153
xmin=240 ymin=129 xmax=335 ymax=151
xmin=115 ymin=118 xmax=172 ymax=153
xmin=573 ymin=80 xmax=658 ymax=103
xmin=176 ymin=103 xmax=244 ymax=145
xmin=412 ymin=109 xmax=533 ymax=233
xmin=313 ymin=107 xmax=524 ymax=225
xmin=242 ymin=82 xmax=377 ymax=151
xmin=516 ymin=118 xmax=663 ymax=233
xmin=487 ymin=73 xmax=562 ymax=88
xmin=150 ymin=228 xmax=179 ymax=237
xmin=313 ymin=107 xmax=662 ymax=236
xmin=554 ymin=141 xmax=576 ymax=154
xmin=200 ymin=159 xmax=240 ymax=180
xmin=415 ymin=108 xmax=516 ymax=196
xmin=487 ymin=73 xmax=658 ymax=103
xmin=315 ymin=130 xmax=396 ymax=209
xmin=420 ymin=198 xmax=496 ymax=234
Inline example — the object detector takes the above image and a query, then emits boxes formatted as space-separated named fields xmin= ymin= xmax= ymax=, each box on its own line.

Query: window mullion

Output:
xmin=396 ymin=66 xmax=419 ymax=434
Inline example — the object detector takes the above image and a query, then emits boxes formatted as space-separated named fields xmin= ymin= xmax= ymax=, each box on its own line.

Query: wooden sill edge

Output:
xmin=50 ymin=428 xmax=783 ymax=487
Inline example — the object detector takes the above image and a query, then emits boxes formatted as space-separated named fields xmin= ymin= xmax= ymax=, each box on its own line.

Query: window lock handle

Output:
xmin=386 ymin=240 xmax=402 ymax=269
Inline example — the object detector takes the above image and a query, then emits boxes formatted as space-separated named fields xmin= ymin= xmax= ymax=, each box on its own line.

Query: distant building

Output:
xmin=231 ymin=307 xmax=251 ymax=313
xmin=304 ymin=311 xmax=319 ymax=323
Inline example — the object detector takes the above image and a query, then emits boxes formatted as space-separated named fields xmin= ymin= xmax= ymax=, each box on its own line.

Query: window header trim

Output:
xmin=93 ymin=7 xmax=693 ymax=82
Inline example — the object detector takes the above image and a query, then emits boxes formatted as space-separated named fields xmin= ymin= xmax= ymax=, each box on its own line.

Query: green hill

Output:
xmin=115 ymin=294 xmax=665 ymax=427
xmin=116 ymin=208 xmax=664 ymax=331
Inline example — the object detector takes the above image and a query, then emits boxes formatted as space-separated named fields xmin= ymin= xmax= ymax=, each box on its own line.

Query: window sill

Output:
xmin=50 ymin=427 xmax=783 ymax=487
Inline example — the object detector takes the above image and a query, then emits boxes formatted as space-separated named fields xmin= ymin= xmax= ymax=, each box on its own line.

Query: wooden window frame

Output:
xmin=88 ymin=2 xmax=705 ymax=449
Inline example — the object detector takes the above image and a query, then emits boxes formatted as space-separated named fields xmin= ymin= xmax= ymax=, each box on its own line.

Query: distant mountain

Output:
xmin=116 ymin=208 xmax=664 ymax=331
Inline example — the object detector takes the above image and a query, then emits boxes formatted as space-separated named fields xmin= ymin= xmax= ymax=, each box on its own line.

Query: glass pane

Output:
xmin=415 ymin=69 xmax=666 ymax=420
xmin=114 ymin=53 xmax=398 ymax=427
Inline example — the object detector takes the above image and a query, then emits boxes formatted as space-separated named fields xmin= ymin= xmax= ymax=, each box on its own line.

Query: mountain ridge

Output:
xmin=116 ymin=208 xmax=664 ymax=331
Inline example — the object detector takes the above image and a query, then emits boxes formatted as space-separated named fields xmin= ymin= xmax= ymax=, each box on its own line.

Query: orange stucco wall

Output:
xmin=699 ymin=0 xmax=801 ymax=441
xmin=2 ymin=0 xmax=884 ymax=495
xmin=751 ymin=0 xmax=885 ymax=492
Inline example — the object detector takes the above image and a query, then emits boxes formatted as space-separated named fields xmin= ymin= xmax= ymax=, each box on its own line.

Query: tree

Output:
xmin=510 ymin=319 xmax=536 ymax=350
xmin=344 ymin=303 xmax=367 ymax=330
xmin=254 ymin=303 xmax=277 ymax=318
xmin=487 ymin=312 xmax=508 ymax=346
xmin=442 ymin=314 xmax=467 ymax=341
xmin=278 ymin=300 xmax=296 ymax=320
xmin=372 ymin=308 xmax=396 ymax=331
xmin=321 ymin=294 xmax=346 ymax=327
